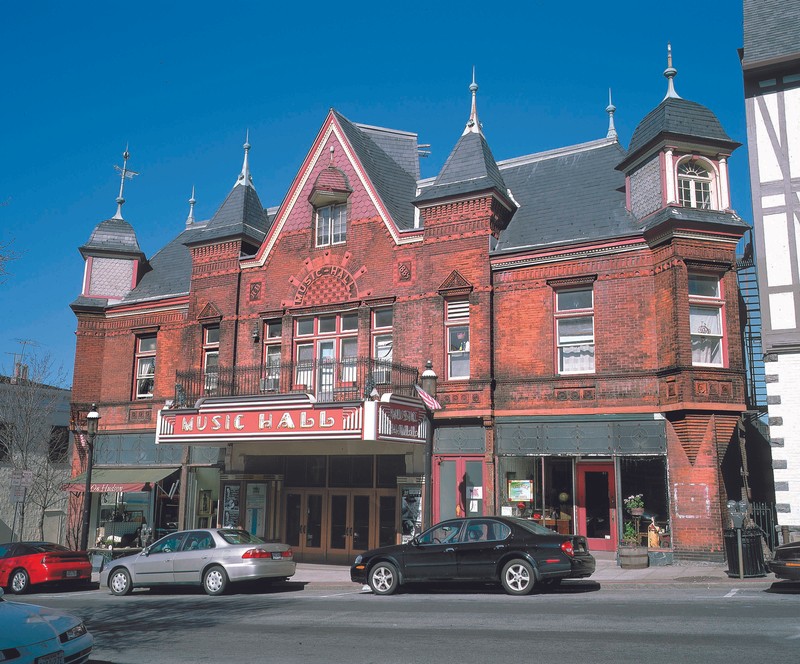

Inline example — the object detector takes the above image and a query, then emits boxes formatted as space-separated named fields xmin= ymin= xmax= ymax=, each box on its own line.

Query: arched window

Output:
xmin=677 ymin=160 xmax=713 ymax=210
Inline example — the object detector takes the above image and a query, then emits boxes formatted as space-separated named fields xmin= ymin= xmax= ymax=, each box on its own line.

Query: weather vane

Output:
xmin=112 ymin=146 xmax=140 ymax=220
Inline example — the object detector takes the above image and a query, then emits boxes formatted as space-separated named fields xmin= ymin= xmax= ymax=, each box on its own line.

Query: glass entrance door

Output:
xmin=284 ymin=491 xmax=324 ymax=562
xmin=576 ymin=462 xmax=617 ymax=552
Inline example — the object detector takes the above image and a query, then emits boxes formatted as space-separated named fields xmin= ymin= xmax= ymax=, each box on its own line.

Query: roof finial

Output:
xmin=186 ymin=186 xmax=196 ymax=228
xmin=606 ymin=88 xmax=618 ymax=140
xmin=236 ymin=130 xmax=252 ymax=187
xmin=463 ymin=67 xmax=481 ymax=135
xmin=112 ymin=145 xmax=139 ymax=220
xmin=663 ymin=42 xmax=681 ymax=100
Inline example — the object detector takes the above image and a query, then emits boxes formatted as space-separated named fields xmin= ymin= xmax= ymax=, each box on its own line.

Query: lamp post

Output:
xmin=80 ymin=404 xmax=100 ymax=552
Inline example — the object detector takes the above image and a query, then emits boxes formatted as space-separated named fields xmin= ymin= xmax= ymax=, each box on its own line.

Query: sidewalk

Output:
xmin=292 ymin=551 xmax=776 ymax=587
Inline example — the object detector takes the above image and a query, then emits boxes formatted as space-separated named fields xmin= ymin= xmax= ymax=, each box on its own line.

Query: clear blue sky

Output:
xmin=0 ymin=1 xmax=750 ymax=384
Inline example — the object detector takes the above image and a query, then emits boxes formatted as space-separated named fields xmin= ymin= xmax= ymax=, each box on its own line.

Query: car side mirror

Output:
xmin=410 ymin=536 xmax=420 ymax=547
xmin=142 ymin=547 xmax=150 ymax=556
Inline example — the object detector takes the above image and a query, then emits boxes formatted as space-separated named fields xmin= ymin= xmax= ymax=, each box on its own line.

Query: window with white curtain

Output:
xmin=555 ymin=287 xmax=595 ymax=374
xmin=689 ymin=274 xmax=724 ymax=366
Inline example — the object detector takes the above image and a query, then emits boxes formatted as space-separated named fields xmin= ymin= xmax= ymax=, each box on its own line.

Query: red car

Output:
xmin=0 ymin=542 xmax=92 ymax=594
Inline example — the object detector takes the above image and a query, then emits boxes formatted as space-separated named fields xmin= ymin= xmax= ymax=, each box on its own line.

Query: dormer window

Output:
xmin=678 ymin=160 xmax=712 ymax=210
xmin=309 ymin=163 xmax=352 ymax=249
xmin=316 ymin=204 xmax=347 ymax=247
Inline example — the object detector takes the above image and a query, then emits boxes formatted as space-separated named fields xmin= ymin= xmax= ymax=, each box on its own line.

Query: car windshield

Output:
xmin=507 ymin=518 xmax=559 ymax=536
xmin=218 ymin=529 xmax=265 ymax=545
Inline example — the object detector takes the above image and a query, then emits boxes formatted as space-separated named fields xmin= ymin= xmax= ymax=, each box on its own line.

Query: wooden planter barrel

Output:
xmin=619 ymin=545 xmax=649 ymax=569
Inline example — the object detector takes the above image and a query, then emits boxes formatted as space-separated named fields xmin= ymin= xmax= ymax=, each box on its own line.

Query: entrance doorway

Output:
xmin=576 ymin=462 xmax=617 ymax=552
xmin=284 ymin=489 xmax=396 ymax=563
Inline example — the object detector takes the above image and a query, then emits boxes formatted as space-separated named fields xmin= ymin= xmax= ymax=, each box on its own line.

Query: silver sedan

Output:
xmin=99 ymin=528 xmax=296 ymax=596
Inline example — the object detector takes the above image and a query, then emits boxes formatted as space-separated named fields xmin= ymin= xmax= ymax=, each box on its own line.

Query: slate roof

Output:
xmin=415 ymin=130 xmax=508 ymax=204
xmin=625 ymin=97 xmax=738 ymax=162
xmin=637 ymin=205 xmax=750 ymax=234
xmin=190 ymin=182 xmax=269 ymax=246
xmin=743 ymin=0 xmax=800 ymax=67
xmin=355 ymin=123 xmax=420 ymax=180
xmin=492 ymin=139 xmax=637 ymax=254
xmin=79 ymin=217 xmax=144 ymax=258
xmin=120 ymin=224 xmax=208 ymax=304
xmin=333 ymin=111 xmax=418 ymax=230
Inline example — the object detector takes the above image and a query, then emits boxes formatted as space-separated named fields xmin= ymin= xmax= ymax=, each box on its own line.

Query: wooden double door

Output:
xmin=284 ymin=489 xmax=396 ymax=564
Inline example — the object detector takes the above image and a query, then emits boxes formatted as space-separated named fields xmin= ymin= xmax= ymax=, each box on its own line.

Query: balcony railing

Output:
xmin=174 ymin=358 xmax=419 ymax=407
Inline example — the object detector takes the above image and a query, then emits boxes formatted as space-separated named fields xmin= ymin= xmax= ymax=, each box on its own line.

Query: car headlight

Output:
xmin=60 ymin=622 xmax=88 ymax=643
xmin=354 ymin=555 xmax=363 ymax=565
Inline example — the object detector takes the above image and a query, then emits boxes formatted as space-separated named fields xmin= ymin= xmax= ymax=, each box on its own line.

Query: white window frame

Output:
xmin=689 ymin=274 xmax=725 ymax=367
xmin=293 ymin=313 xmax=358 ymax=396
xmin=677 ymin=159 xmax=714 ymax=210
xmin=446 ymin=300 xmax=470 ymax=380
xmin=203 ymin=325 xmax=220 ymax=394
xmin=555 ymin=287 xmax=595 ymax=375
xmin=135 ymin=335 xmax=157 ymax=399
xmin=262 ymin=320 xmax=282 ymax=392
xmin=315 ymin=203 xmax=347 ymax=247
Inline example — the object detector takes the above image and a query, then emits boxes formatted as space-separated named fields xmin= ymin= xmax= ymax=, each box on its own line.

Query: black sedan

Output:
xmin=766 ymin=540 xmax=800 ymax=581
xmin=351 ymin=516 xmax=595 ymax=595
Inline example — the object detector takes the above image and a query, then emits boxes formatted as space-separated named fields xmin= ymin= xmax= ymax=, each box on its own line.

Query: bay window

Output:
xmin=689 ymin=274 xmax=724 ymax=366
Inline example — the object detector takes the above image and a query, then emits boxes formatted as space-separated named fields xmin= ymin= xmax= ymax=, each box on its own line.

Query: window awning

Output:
xmin=63 ymin=467 xmax=179 ymax=493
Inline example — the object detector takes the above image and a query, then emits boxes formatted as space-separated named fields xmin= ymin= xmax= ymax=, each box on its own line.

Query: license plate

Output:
xmin=36 ymin=652 xmax=64 ymax=664
xmin=271 ymin=552 xmax=283 ymax=560
xmin=65 ymin=570 xmax=77 ymax=577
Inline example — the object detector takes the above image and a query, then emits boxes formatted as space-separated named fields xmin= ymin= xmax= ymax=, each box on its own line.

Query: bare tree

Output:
xmin=0 ymin=352 xmax=70 ymax=541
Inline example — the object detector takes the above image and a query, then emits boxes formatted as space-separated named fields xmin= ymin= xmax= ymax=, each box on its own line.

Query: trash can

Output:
xmin=723 ymin=528 xmax=767 ymax=578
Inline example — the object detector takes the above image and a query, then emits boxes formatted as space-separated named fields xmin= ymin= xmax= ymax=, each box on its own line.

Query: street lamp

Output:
xmin=79 ymin=404 xmax=100 ymax=551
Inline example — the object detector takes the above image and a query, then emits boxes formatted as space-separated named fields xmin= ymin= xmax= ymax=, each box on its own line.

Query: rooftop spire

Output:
xmin=463 ymin=67 xmax=481 ymax=135
xmin=606 ymin=88 xmax=618 ymax=140
xmin=236 ymin=130 xmax=253 ymax=188
xmin=663 ymin=42 xmax=681 ymax=100
xmin=186 ymin=186 xmax=196 ymax=228
xmin=112 ymin=146 xmax=139 ymax=220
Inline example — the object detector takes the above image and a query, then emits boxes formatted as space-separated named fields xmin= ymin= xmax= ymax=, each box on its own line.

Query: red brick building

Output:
xmin=69 ymin=61 xmax=748 ymax=563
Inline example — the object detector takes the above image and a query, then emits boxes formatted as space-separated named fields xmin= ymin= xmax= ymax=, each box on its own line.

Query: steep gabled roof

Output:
xmin=333 ymin=110 xmax=418 ymax=230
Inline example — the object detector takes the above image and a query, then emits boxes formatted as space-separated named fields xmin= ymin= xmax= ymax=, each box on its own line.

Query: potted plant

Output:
xmin=619 ymin=519 xmax=649 ymax=569
xmin=624 ymin=493 xmax=645 ymax=516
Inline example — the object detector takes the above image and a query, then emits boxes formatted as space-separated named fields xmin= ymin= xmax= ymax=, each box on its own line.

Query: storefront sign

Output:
xmin=377 ymin=402 xmax=427 ymax=444
xmin=507 ymin=479 xmax=533 ymax=502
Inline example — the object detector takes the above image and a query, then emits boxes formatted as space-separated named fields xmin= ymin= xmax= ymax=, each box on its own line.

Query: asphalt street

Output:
xmin=12 ymin=578 xmax=800 ymax=664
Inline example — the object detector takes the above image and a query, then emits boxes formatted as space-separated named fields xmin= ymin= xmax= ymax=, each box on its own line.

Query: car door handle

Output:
xmin=494 ymin=545 xmax=505 ymax=550
xmin=445 ymin=547 xmax=455 ymax=553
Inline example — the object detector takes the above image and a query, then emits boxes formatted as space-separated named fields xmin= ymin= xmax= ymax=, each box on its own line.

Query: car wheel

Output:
xmin=10 ymin=568 xmax=29 ymax=594
xmin=368 ymin=562 xmax=399 ymax=595
xmin=501 ymin=559 xmax=535 ymax=596
xmin=203 ymin=565 xmax=228 ymax=596
xmin=109 ymin=568 xmax=133 ymax=596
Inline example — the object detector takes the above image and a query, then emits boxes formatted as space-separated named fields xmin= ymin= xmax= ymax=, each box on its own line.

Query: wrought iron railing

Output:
xmin=174 ymin=358 xmax=418 ymax=406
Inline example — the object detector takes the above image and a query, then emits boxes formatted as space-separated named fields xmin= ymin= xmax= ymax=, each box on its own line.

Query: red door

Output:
xmin=576 ymin=462 xmax=617 ymax=552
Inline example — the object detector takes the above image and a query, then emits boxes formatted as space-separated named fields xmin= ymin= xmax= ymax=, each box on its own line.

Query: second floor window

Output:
xmin=135 ymin=335 xmax=157 ymax=399
xmin=295 ymin=312 xmax=358 ymax=397
xmin=262 ymin=320 xmax=282 ymax=392
xmin=372 ymin=308 xmax=393 ymax=384
xmin=446 ymin=300 xmax=470 ymax=380
xmin=203 ymin=325 xmax=220 ymax=393
xmin=689 ymin=274 xmax=724 ymax=366
xmin=316 ymin=203 xmax=347 ymax=247
xmin=555 ymin=287 xmax=595 ymax=374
